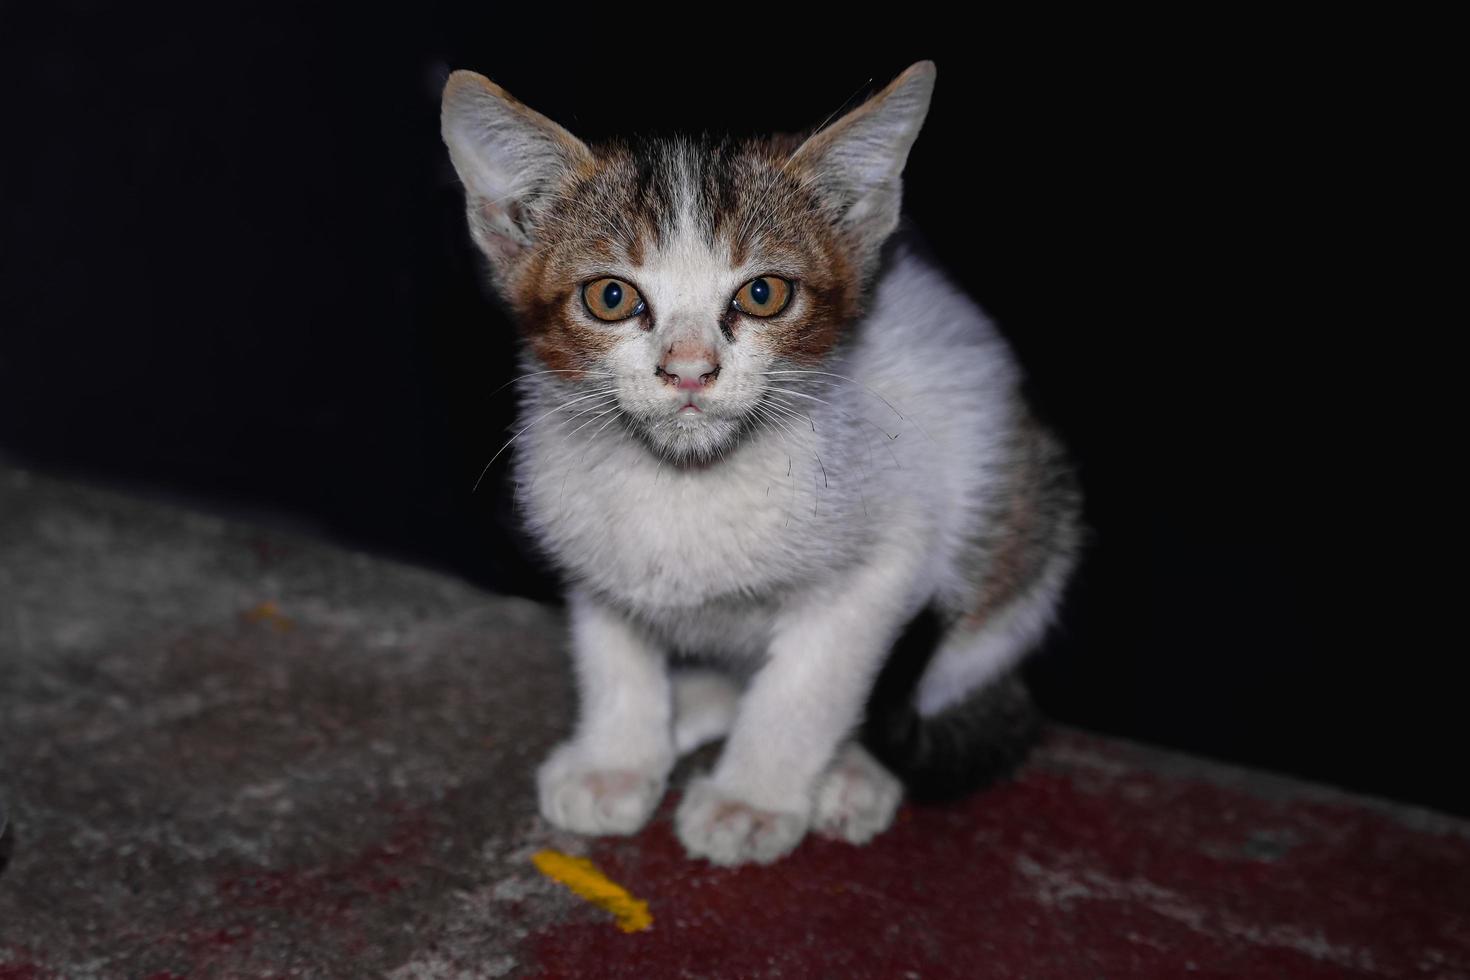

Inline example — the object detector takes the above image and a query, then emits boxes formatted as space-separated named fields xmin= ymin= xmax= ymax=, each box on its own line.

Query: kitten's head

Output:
xmin=442 ymin=62 xmax=935 ymax=463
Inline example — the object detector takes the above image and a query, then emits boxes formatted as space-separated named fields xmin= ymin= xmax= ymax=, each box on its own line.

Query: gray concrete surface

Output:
xmin=0 ymin=467 xmax=594 ymax=977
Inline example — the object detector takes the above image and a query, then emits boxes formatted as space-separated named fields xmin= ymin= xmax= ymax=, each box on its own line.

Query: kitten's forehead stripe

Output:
xmin=631 ymin=146 xmax=672 ymax=248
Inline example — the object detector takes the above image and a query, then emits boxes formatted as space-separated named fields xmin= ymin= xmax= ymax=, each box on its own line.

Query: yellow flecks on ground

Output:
xmin=531 ymin=849 xmax=653 ymax=933
xmin=243 ymin=600 xmax=294 ymax=632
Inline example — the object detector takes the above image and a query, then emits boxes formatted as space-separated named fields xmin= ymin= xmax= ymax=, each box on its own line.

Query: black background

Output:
xmin=3 ymin=9 xmax=1460 ymax=813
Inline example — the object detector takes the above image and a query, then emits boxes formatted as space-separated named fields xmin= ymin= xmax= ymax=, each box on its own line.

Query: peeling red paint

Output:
xmin=215 ymin=810 xmax=429 ymax=918
xmin=0 ymin=946 xmax=58 ymax=980
xmin=0 ymin=966 xmax=46 ymax=980
xmin=528 ymin=732 xmax=1470 ymax=979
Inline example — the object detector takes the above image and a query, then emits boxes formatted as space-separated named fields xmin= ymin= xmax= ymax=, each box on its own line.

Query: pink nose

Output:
xmin=657 ymin=344 xmax=720 ymax=390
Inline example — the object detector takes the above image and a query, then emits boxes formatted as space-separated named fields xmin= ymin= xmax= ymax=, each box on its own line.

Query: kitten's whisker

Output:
xmin=488 ymin=368 xmax=614 ymax=401
xmin=764 ymin=386 xmax=879 ymax=490
xmin=570 ymin=405 xmax=627 ymax=474
xmin=758 ymin=397 xmax=874 ymax=498
xmin=544 ymin=397 xmax=623 ymax=504
xmin=744 ymin=404 xmax=810 ymax=527
xmin=473 ymin=388 xmax=618 ymax=491
xmin=565 ymin=404 xmax=622 ymax=440
xmin=748 ymin=400 xmax=810 ymax=456
xmin=758 ymin=398 xmax=816 ymax=435
xmin=766 ymin=387 xmax=897 ymax=439
xmin=553 ymin=397 xmax=620 ymax=430
xmin=589 ymin=408 xmax=625 ymax=439
xmin=759 ymin=395 xmax=816 ymax=431
xmin=748 ymin=403 xmax=801 ymax=447
xmin=766 ymin=392 xmax=904 ymax=474
xmin=763 ymin=370 xmax=926 ymax=439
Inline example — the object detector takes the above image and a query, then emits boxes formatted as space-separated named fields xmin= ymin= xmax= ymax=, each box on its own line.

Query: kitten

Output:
xmin=441 ymin=62 xmax=1081 ymax=865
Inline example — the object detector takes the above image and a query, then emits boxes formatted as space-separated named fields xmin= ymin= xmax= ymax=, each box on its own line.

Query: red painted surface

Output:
xmin=0 ymin=951 xmax=59 ymax=980
xmin=215 ymin=807 xmax=427 ymax=915
xmin=530 ymin=733 xmax=1470 ymax=979
xmin=0 ymin=966 xmax=49 ymax=980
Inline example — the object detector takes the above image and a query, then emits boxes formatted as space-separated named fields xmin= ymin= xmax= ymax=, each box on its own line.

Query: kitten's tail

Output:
xmin=858 ymin=607 xmax=1044 ymax=803
xmin=860 ymin=408 xmax=1081 ymax=800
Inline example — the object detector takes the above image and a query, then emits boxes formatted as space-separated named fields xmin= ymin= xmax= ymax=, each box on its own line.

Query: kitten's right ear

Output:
xmin=441 ymin=71 xmax=592 ymax=269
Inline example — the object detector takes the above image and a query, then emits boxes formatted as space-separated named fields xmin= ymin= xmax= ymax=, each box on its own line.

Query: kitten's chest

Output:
xmin=521 ymin=435 xmax=837 ymax=610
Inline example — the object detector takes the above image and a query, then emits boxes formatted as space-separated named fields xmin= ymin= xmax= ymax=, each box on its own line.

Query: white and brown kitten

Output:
xmin=441 ymin=62 xmax=1081 ymax=865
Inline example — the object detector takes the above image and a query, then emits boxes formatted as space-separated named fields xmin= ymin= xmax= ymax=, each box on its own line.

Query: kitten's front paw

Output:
xmin=536 ymin=743 xmax=667 ymax=836
xmin=812 ymin=743 xmax=903 ymax=845
xmin=675 ymin=776 xmax=808 ymax=866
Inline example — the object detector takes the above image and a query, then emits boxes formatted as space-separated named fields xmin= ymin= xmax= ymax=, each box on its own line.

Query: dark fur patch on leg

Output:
xmin=860 ymin=607 xmax=1043 ymax=803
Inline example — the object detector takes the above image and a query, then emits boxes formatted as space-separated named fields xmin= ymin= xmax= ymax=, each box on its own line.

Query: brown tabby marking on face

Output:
xmin=496 ymin=135 xmax=867 ymax=374
xmin=511 ymin=238 xmax=617 ymax=377
xmin=722 ymin=143 xmax=864 ymax=364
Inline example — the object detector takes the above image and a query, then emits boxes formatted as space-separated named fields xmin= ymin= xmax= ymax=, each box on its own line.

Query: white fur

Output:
xmin=671 ymin=668 xmax=740 ymax=755
xmin=812 ymin=742 xmax=905 ymax=844
xmin=535 ymin=592 xmax=672 ymax=835
xmin=524 ymin=241 xmax=1033 ymax=862
xmin=915 ymin=546 xmax=1076 ymax=716
xmin=447 ymin=63 xmax=1067 ymax=864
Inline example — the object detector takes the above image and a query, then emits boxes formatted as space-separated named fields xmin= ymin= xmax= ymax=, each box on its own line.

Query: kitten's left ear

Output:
xmin=441 ymin=71 xmax=593 ymax=272
xmin=791 ymin=61 xmax=936 ymax=258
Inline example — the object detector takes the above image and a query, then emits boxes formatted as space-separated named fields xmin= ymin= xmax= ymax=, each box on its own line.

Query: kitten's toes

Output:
xmin=812 ymin=743 xmax=904 ymax=845
xmin=536 ymin=743 xmax=667 ymax=836
xmin=675 ymin=776 xmax=808 ymax=866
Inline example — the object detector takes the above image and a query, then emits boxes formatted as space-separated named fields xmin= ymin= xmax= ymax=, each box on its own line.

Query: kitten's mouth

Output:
xmin=635 ymin=401 xmax=742 ymax=465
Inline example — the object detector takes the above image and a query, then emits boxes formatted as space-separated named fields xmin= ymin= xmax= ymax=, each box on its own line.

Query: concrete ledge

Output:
xmin=2 ymin=468 xmax=1467 ymax=978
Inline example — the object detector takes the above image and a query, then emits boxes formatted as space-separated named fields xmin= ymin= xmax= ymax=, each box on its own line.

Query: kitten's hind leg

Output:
xmin=671 ymin=668 xmax=739 ymax=756
xmin=537 ymin=592 xmax=674 ymax=836
xmin=812 ymin=742 xmax=904 ymax=845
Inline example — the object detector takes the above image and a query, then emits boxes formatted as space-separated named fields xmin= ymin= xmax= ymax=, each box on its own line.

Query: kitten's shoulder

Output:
xmin=861 ymin=224 xmax=1014 ymax=368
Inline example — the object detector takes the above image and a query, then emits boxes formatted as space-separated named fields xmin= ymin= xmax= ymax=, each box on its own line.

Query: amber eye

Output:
xmin=582 ymin=278 xmax=645 ymax=321
xmin=733 ymin=276 xmax=793 ymax=317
